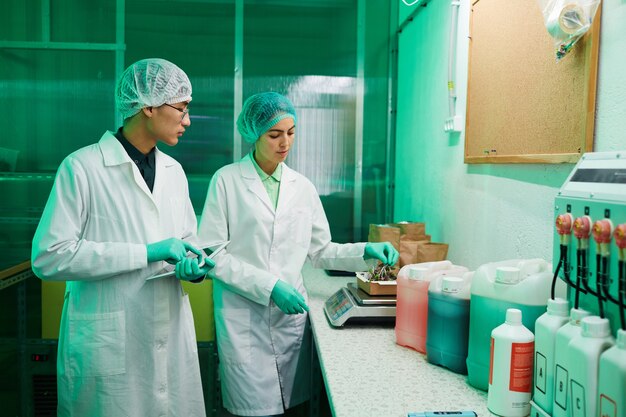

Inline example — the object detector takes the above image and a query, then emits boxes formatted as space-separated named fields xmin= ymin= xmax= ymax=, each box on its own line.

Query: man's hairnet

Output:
xmin=115 ymin=58 xmax=192 ymax=120
xmin=237 ymin=92 xmax=297 ymax=144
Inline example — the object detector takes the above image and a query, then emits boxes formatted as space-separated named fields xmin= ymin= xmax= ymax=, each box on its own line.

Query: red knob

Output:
xmin=555 ymin=214 xmax=573 ymax=235
xmin=613 ymin=224 xmax=626 ymax=249
xmin=592 ymin=219 xmax=613 ymax=244
xmin=573 ymin=216 xmax=591 ymax=239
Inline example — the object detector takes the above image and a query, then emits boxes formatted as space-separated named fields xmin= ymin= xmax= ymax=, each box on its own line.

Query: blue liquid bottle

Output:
xmin=426 ymin=273 xmax=473 ymax=374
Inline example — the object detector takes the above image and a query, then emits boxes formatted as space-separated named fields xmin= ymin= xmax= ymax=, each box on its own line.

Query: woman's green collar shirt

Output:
xmin=250 ymin=151 xmax=282 ymax=210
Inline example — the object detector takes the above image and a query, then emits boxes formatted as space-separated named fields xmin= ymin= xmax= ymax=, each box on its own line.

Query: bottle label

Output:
xmin=599 ymin=394 xmax=616 ymax=417
xmin=509 ymin=341 xmax=534 ymax=393
xmin=535 ymin=351 xmax=547 ymax=394
xmin=489 ymin=338 xmax=495 ymax=385
xmin=554 ymin=364 xmax=569 ymax=410
xmin=571 ymin=380 xmax=586 ymax=417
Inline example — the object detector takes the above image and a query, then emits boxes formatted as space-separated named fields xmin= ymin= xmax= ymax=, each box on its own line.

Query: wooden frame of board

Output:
xmin=464 ymin=0 xmax=601 ymax=164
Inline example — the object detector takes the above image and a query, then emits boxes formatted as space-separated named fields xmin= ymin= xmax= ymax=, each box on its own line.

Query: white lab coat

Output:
xmin=198 ymin=154 xmax=368 ymax=416
xmin=31 ymin=132 xmax=205 ymax=417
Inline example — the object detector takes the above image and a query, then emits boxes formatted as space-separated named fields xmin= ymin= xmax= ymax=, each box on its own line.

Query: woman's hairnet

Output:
xmin=115 ymin=58 xmax=192 ymax=120
xmin=237 ymin=92 xmax=297 ymax=144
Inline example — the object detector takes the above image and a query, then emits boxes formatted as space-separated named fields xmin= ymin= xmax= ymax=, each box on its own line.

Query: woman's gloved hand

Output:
xmin=146 ymin=238 xmax=202 ymax=264
xmin=175 ymin=256 xmax=215 ymax=282
xmin=364 ymin=242 xmax=399 ymax=266
xmin=271 ymin=280 xmax=309 ymax=315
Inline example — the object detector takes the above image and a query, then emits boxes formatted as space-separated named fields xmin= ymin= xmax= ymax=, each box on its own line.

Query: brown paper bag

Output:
xmin=415 ymin=242 xmax=449 ymax=263
xmin=398 ymin=236 xmax=432 ymax=267
xmin=399 ymin=239 xmax=418 ymax=267
xmin=368 ymin=224 xmax=401 ymax=250
xmin=391 ymin=222 xmax=426 ymax=241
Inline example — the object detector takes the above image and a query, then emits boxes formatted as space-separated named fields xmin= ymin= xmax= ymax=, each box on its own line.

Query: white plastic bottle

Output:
xmin=488 ymin=308 xmax=535 ymax=417
xmin=568 ymin=316 xmax=615 ymax=417
xmin=552 ymin=308 xmax=590 ymax=417
xmin=533 ymin=298 xmax=569 ymax=414
xmin=467 ymin=258 xmax=564 ymax=391
xmin=598 ymin=329 xmax=626 ymax=417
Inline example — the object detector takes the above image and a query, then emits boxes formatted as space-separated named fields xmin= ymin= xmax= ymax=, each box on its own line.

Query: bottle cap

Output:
xmin=518 ymin=259 xmax=543 ymax=276
xmin=495 ymin=266 xmax=521 ymax=284
xmin=547 ymin=298 xmax=569 ymax=316
xmin=442 ymin=276 xmax=464 ymax=293
xmin=569 ymin=308 xmax=590 ymax=326
xmin=505 ymin=308 xmax=522 ymax=325
xmin=617 ymin=329 xmax=626 ymax=349
xmin=581 ymin=316 xmax=610 ymax=338
xmin=408 ymin=266 xmax=428 ymax=280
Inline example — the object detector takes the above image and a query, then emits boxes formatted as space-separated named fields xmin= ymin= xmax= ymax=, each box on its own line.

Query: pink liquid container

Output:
xmin=395 ymin=261 xmax=468 ymax=353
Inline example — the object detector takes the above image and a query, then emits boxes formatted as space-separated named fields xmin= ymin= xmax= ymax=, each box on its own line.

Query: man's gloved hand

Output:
xmin=270 ymin=280 xmax=309 ymax=315
xmin=146 ymin=238 xmax=202 ymax=264
xmin=364 ymin=242 xmax=399 ymax=266
xmin=175 ymin=256 xmax=215 ymax=282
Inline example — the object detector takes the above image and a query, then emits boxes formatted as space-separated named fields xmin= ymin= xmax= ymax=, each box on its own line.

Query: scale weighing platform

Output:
xmin=323 ymin=282 xmax=396 ymax=327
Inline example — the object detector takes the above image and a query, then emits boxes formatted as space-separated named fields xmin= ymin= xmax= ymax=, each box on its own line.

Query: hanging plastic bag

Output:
xmin=537 ymin=0 xmax=601 ymax=62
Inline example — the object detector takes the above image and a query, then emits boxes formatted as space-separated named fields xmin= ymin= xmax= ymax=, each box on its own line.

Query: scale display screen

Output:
xmin=323 ymin=286 xmax=396 ymax=327
xmin=324 ymin=288 xmax=355 ymax=324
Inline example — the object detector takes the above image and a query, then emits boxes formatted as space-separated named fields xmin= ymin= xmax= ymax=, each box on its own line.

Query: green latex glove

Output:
xmin=270 ymin=280 xmax=309 ymax=315
xmin=146 ymin=238 xmax=202 ymax=264
xmin=364 ymin=242 xmax=399 ymax=266
xmin=175 ymin=256 xmax=215 ymax=282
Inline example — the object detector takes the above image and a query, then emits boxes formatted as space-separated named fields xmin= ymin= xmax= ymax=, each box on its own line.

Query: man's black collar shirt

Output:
xmin=115 ymin=128 xmax=156 ymax=193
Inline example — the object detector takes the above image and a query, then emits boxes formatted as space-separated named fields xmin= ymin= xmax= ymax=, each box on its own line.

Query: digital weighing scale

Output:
xmin=323 ymin=282 xmax=396 ymax=327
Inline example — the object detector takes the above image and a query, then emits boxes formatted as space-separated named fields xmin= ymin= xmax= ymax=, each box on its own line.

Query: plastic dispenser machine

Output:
xmin=543 ymin=151 xmax=626 ymax=417
xmin=553 ymin=152 xmax=625 ymax=334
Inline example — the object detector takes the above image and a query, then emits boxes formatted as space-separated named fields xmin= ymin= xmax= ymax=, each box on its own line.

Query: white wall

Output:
xmin=394 ymin=0 xmax=626 ymax=270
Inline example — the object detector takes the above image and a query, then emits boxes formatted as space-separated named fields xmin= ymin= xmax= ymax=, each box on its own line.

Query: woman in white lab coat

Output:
xmin=31 ymin=59 xmax=213 ymax=417
xmin=198 ymin=92 xmax=398 ymax=416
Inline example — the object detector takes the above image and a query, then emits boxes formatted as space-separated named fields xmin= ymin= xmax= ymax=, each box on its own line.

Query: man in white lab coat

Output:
xmin=198 ymin=92 xmax=399 ymax=416
xmin=31 ymin=58 xmax=213 ymax=417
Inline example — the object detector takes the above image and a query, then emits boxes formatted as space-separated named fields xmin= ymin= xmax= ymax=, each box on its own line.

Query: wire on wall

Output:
xmin=444 ymin=0 xmax=463 ymax=133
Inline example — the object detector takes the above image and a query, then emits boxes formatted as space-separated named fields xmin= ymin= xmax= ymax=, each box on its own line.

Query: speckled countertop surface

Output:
xmin=302 ymin=262 xmax=493 ymax=417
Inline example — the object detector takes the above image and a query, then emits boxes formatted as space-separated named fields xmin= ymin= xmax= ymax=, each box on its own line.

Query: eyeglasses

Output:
xmin=163 ymin=103 xmax=189 ymax=122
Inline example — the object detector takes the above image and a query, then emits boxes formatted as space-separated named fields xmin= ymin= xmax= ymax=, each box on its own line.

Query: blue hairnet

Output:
xmin=237 ymin=92 xmax=297 ymax=144
xmin=115 ymin=58 xmax=192 ymax=120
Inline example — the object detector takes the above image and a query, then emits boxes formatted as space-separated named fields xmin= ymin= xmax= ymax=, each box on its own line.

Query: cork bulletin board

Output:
xmin=464 ymin=0 xmax=601 ymax=164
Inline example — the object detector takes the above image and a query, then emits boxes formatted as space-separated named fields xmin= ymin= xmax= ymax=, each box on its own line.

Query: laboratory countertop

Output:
xmin=302 ymin=262 xmax=493 ymax=417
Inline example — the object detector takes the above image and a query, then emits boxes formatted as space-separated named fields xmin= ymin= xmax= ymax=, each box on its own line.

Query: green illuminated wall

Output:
xmin=394 ymin=0 xmax=626 ymax=270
